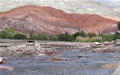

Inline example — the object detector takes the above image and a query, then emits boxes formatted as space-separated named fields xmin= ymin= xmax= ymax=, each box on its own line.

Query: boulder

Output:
xmin=0 ymin=57 xmax=3 ymax=64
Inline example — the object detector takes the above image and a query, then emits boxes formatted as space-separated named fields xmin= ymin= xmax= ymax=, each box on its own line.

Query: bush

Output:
xmin=75 ymin=36 xmax=89 ymax=42
xmin=88 ymin=33 xmax=96 ymax=38
xmin=112 ymin=33 xmax=120 ymax=40
xmin=75 ymin=36 xmax=103 ymax=42
xmin=14 ymin=32 xmax=27 ymax=39
xmin=0 ymin=28 xmax=15 ymax=39
xmin=117 ymin=22 xmax=120 ymax=30
xmin=37 ymin=34 xmax=49 ymax=40
xmin=0 ymin=27 xmax=27 ymax=39
xmin=72 ymin=31 xmax=86 ymax=39
xmin=58 ymin=32 xmax=73 ymax=41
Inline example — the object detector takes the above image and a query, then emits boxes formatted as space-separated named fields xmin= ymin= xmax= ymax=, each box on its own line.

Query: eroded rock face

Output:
xmin=0 ymin=5 xmax=118 ymax=35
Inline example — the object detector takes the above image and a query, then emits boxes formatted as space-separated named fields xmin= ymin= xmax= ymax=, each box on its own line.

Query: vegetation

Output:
xmin=75 ymin=36 xmax=103 ymax=42
xmin=14 ymin=32 xmax=27 ymax=39
xmin=0 ymin=27 xmax=27 ymax=39
xmin=117 ymin=21 xmax=120 ymax=30
xmin=72 ymin=31 xmax=86 ymax=40
xmin=57 ymin=32 xmax=73 ymax=41
xmin=1 ymin=27 xmax=120 ymax=42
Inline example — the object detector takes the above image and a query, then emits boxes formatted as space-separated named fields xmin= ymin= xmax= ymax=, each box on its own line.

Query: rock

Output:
xmin=20 ymin=50 xmax=35 ymax=56
xmin=103 ymin=41 xmax=110 ymax=45
xmin=101 ymin=64 xmax=118 ymax=69
xmin=38 ymin=53 xmax=45 ymax=56
xmin=49 ymin=57 xmax=69 ymax=61
xmin=27 ymin=40 xmax=35 ymax=43
xmin=102 ymin=49 xmax=115 ymax=53
xmin=92 ymin=50 xmax=96 ymax=53
xmin=0 ymin=57 xmax=3 ymax=64
xmin=34 ymin=43 xmax=41 ymax=51
xmin=0 ymin=65 xmax=14 ymax=71
xmin=78 ymin=56 xmax=83 ymax=58
xmin=115 ymin=41 xmax=120 ymax=46
xmin=116 ymin=31 xmax=120 ymax=34
xmin=44 ymin=50 xmax=58 ymax=55
xmin=94 ymin=42 xmax=101 ymax=45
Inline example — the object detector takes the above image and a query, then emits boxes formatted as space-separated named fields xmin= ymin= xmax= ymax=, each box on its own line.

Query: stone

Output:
xmin=103 ymin=41 xmax=110 ymax=45
xmin=78 ymin=56 xmax=83 ymax=58
xmin=49 ymin=57 xmax=69 ymax=61
xmin=0 ymin=57 xmax=3 ymax=64
xmin=102 ymin=64 xmax=118 ymax=69
xmin=102 ymin=49 xmax=115 ymax=53
xmin=0 ymin=65 xmax=14 ymax=71
xmin=44 ymin=50 xmax=58 ymax=55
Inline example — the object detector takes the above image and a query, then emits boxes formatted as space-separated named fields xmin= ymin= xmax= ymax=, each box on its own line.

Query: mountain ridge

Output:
xmin=0 ymin=0 xmax=120 ymax=19
xmin=0 ymin=5 xmax=118 ymax=35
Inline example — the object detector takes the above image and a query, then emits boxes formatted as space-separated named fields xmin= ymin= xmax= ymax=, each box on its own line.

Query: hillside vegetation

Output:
xmin=1 ymin=26 xmax=120 ymax=42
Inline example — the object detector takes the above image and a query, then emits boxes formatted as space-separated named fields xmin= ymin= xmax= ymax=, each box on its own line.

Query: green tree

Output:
xmin=58 ymin=32 xmax=73 ymax=41
xmin=14 ymin=32 xmax=27 ymax=39
xmin=72 ymin=31 xmax=86 ymax=39
xmin=0 ymin=28 xmax=14 ymax=39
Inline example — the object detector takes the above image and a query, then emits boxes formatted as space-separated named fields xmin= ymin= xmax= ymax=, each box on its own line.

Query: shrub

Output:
xmin=72 ymin=31 xmax=86 ymax=39
xmin=89 ymin=37 xmax=103 ymax=42
xmin=58 ymin=32 xmax=74 ymax=41
xmin=75 ymin=36 xmax=89 ymax=42
xmin=117 ymin=22 xmax=120 ymax=30
xmin=112 ymin=33 xmax=120 ymax=40
xmin=88 ymin=33 xmax=96 ymax=38
xmin=0 ymin=28 xmax=15 ymax=39
xmin=75 ymin=36 xmax=103 ymax=42
xmin=14 ymin=32 xmax=27 ymax=39
xmin=37 ymin=33 xmax=49 ymax=40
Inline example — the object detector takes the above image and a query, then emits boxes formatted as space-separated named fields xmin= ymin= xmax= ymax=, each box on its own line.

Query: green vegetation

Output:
xmin=75 ymin=36 xmax=103 ymax=42
xmin=57 ymin=32 xmax=73 ymax=41
xmin=0 ymin=27 xmax=27 ymax=39
xmin=1 ymin=27 xmax=120 ymax=42
xmin=72 ymin=31 xmax=86 ymax=40
xmin=14 ymin=32 xmax=27 ymax=39
xmin=117 ymin=21 xmax=120 ymax=30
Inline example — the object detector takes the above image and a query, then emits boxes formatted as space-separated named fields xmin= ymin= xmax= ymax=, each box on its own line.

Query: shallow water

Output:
xmin=0 ymin=49 xmax=120 ymax=75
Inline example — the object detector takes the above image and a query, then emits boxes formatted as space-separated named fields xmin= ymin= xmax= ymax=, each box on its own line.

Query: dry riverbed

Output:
xmin=0 ymin=39 xmax=120 ymax=75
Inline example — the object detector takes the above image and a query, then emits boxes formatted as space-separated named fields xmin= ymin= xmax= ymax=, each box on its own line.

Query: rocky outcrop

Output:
xmin=0 ymin=5 xmax=118 ymax=35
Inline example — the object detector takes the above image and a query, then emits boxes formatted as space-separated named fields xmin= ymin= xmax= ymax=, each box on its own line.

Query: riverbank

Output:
xmin=0 ymin=40 xmax=119 ymax=74
xmin=0 ymin=39 xmax=120 ymax=57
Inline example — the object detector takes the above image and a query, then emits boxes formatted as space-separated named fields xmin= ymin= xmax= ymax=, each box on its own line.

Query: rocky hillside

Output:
xmin=0 ymin=0 xmax=120 ymax=19
xmin=0 ymin=5 xmax=118 ymax=35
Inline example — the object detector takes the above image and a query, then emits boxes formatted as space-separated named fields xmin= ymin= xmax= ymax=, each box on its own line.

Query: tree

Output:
xmin=72 ymin=31 xmax=86 ymax=39
xmin=14 ymin=32 xmax=27 ymax=39
xmin=0 ymin=28 xmax=14 ymax=39
xmin=58 ymin=32 xmax=73 ymax=41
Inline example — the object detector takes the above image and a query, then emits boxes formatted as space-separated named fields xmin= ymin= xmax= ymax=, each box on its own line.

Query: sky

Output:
xmin=96 ymin=0 xmax=120 ymax=7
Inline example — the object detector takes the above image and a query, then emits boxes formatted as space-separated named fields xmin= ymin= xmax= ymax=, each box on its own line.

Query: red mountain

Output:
xmin=0 ymin=5 xmax=118 ymax=35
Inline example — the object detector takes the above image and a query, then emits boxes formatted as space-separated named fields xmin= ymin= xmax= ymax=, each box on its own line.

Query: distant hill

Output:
xmin=0 ymin=0 xmax=120 ymax=19
xmin=0 ymin=5 xmax=117 ymax=35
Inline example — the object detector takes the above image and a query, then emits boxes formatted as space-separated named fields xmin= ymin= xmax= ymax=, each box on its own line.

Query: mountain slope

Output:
xmin=0 ymin=5 xmax=118 ymax=35
xmin=0 ymin=0 xmax=120 ymax=19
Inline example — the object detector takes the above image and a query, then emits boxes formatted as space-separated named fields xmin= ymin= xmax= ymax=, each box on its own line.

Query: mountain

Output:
xmin=0 ymin=0 xmax=120 ymax=19
xmin=0 ymin=5 xmax=117 ymax=35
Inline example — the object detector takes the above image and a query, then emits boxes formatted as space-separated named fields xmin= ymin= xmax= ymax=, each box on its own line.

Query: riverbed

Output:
xmin=0 ymin=48 xmax=120 ymax=75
